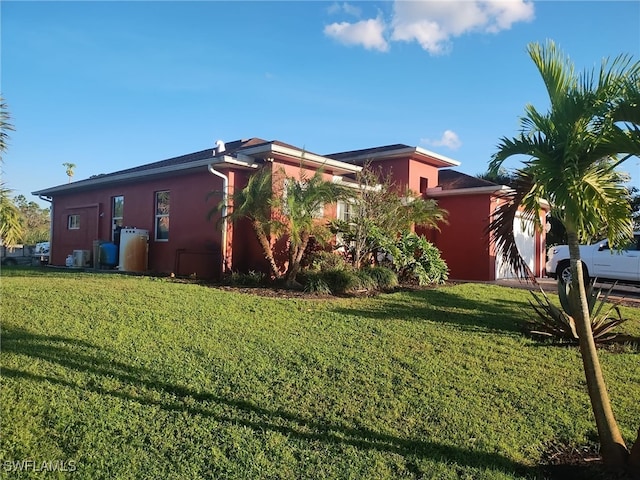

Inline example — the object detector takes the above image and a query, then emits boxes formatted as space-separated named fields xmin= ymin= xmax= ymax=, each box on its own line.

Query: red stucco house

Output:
xmin=32 ymin=138 xmax=547 ymax=281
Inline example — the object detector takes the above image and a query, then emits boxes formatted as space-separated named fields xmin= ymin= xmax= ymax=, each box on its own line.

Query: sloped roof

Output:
xmin=32 ymin=137 xmax=362 ymax=197
xmin=325 ymin=144 xmax=413 ymax=162
xmin=32 ymin=138 xmax=270 ymax=196
xmin=437 ymin=169 xmax=499 ymax=190
xmin=325 ymin=143 xmax=460 ymax=168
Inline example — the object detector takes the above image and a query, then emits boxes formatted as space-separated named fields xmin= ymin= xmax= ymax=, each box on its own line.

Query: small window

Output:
xmin=68 ymin=214 xmax=80 ymax=230
xmin=155 ymin=191 xmax=170 ymax=241
xmin=112 ymin=196 xmax=124 ymax=241
xmin=337 ymin=200 xmax=355 ymax=223
xmin=420 ymin=177 xmax=428 ymax=193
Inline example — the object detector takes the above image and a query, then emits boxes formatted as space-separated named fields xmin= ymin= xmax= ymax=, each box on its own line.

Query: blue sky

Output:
xmin=2 ymin=1 xmax=640 ymax=205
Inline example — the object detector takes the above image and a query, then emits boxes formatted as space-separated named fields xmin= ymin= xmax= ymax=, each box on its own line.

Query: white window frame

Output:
xmin=154 ymin=190 xmax=170 ymax=242
xmin=68 ymin=214 xmax=80 ymax=230
xmin=112 ymin=195 xmax=124 ymax=241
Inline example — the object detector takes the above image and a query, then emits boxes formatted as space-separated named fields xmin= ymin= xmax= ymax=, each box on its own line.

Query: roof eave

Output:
xmin=334 ymin=146 xmax=460 ymax=168
xmin=426 ymin=185 xmax=510 ymax=197
xmin=239 ymin=143 xmax=362 ymax=175
xmin=32 ymin=156 xmax=251 ymax=197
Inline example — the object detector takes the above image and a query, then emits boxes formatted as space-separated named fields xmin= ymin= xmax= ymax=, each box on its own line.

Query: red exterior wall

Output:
xmin=420 ymin=193 xmax=496 ymax=281
xmin=49 ymin=168 xmax=226 ymax=278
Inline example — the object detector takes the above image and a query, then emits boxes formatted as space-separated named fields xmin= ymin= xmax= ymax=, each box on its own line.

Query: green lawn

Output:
xmin=1 ymin=268 xmax=639 ymax=479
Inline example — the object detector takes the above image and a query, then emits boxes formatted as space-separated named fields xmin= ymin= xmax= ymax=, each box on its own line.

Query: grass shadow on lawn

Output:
xmin=1 ymin=325 xmax=537 ymax=478
xmin=331 ymin=288 xmax=530 ymax=335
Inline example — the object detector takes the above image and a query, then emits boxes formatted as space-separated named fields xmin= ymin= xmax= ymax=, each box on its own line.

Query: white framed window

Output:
xmin=336 ymin=200 xmax=355 ymax=223
xmin=155 ymin=191 xmax=170 ymax=241
xmin=68 ymin=214 xmax=80 ymax=230
xmin=112 ymin=195 xmax=124 ymax=241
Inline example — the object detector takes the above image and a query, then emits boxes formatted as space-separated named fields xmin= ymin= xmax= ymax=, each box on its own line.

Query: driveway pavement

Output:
xmin=494 ymin=277 xmax=640 ymax=306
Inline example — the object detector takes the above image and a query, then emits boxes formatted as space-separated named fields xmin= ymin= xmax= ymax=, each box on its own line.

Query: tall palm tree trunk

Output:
xmin=567 ymin=230 xmax=629 ymax=466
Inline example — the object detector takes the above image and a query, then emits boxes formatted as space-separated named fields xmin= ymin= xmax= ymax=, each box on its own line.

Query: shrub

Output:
xmin=361 ymin=266 xmax=398 ymax=290
xmin=307 ymin=250 xmax=349 ymax=272
xmin=301 ymin=268 xmax=361 ymax=295
xmin=301 ymin=271 xmax=332 ymax=294
xmin=379 ymin=232 xmax=448 ymax=285
xmin=226 ymin=270 xmax=266 ymax=287
xmin=528 ymin=278 xmax=628 ymax=344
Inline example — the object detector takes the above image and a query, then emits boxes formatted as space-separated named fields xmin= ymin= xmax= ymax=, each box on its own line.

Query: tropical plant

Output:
xmin=528 ymin=279 xmax=628 ymax=344
xmin=62 ymin=162 xmax=76 ymax=183
xmin=378 ymin=231 xmax=448 ymax=285
xmin=488 ymin=40 xmax=640 ymax=467
xmin=0 ymin=96 xmax=23 ymax=247
xmin=211 ymin=166 xmax=282 ymax=279
xmin=331 ymin=164 xmax=447 ymax=269
xmin=280 ymin=168 xmax=349 ymax=285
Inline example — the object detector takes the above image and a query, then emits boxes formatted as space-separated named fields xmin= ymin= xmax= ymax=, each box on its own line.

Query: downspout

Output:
xmin=39 ymin=195 xmax=53 ymax=262
xmin=208 ymin=165 xmax=228 ymax=275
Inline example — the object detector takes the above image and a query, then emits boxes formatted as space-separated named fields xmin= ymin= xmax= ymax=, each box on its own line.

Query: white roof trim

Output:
xmin=426 ymin=185 xmax=510 ymax=197
xmin=414 ymin=146 xmax=461 ymax=167
xmin=239 ymin=143 xmax=362 ymax=175
xmin=331 ymin=146 xmax=460 ymax=168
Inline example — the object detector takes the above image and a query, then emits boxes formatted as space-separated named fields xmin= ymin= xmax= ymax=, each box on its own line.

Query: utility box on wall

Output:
xmin=118 ymin=228 xmax=149 ymax=273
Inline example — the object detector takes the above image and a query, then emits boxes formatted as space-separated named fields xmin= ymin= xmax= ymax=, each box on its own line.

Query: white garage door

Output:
xmin=496 ymin=213 xmax=535 ymax=279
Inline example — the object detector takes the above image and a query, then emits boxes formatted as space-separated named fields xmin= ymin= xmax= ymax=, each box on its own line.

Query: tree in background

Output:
xmin=488 ymin=40 xmax=640 ymax=468
xmin=13 ymin=195 xmax=50 ymax=244
xmin=0 ymin=96 xmax=23 ymax=247
xmin=62 ymin=162 xmax=76 ymax=183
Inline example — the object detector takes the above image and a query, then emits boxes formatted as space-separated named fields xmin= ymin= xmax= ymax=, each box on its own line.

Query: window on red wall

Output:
xmin=155 ymin=191 xmax=170 ymax=241
xmin=419 ymin=177 xmax=428 ymax=194
xmin=112 ymin=195 xmax=124 ymax=241
xmin=68 ymin=214 xmax=80 ymax=230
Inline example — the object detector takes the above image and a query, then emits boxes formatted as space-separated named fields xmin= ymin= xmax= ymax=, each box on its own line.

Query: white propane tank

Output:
xmin=65 ymin=255 xmax=74 ymax=267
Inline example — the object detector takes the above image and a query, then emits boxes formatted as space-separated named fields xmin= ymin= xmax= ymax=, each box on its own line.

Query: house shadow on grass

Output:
xmin=1 ymin=325 xmax=540 ymax=479
xmin=331 ymin=287 xmax=532 ymax=335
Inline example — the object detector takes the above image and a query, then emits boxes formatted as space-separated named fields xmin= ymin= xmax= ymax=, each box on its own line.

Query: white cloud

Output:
xmin=328 ymin=2 xmax=362 ymax=17
xmin=325 ymin=0 xmax=534 ymax=55
xmin=324 ymin=18 xmax=389 ymax=52
xmin=391 ymin=0 xmax=535 ymax=54
xmin=422 ymin=130 xmax=462 ymax=150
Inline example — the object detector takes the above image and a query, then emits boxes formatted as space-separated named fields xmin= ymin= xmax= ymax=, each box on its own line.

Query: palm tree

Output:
xmin=489 ymin=41 xmax=640 ymax=467
xmin=62 ymin=162 xmax=76 ymax=183
xmin=0 ymin=96 xmax=23 ymax=248
xmin=212 ymin=166 xmax=282 ymax=279
xmin=280 ymin=168 xmax=348 ymax=285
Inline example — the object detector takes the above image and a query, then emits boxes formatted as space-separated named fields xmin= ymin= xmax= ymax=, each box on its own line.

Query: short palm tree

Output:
xmin=212 ymin=166 xmax=282 ymax=279
xmin=489 ymin=40 xmax=640 ymax=467
xmin=280 ymin=168 xmax=348 ymax=285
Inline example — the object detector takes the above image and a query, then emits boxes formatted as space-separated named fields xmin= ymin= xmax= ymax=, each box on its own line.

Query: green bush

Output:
xmin=307 ymin=250 xmax=349 ymax=271
xmin=379 ymin=232 xmax=448 ymax=285
xmin=225 ymin=270 xmax=266 ymax=287
xmin=301 ymin=268 xmax=361 ymax=295
xmin=302 ymin=266 xmax=398 ymax=294
xmin=361 ymin=266 xmax=398 ymax=290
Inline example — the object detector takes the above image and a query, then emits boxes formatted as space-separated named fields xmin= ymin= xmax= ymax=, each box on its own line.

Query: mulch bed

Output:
xmin=540 ymin=443 xmax=640 ymax=480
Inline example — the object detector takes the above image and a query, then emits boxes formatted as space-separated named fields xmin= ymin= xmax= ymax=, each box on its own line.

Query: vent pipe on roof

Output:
xmin=214 ymin=140 xmax=226 ymax=156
